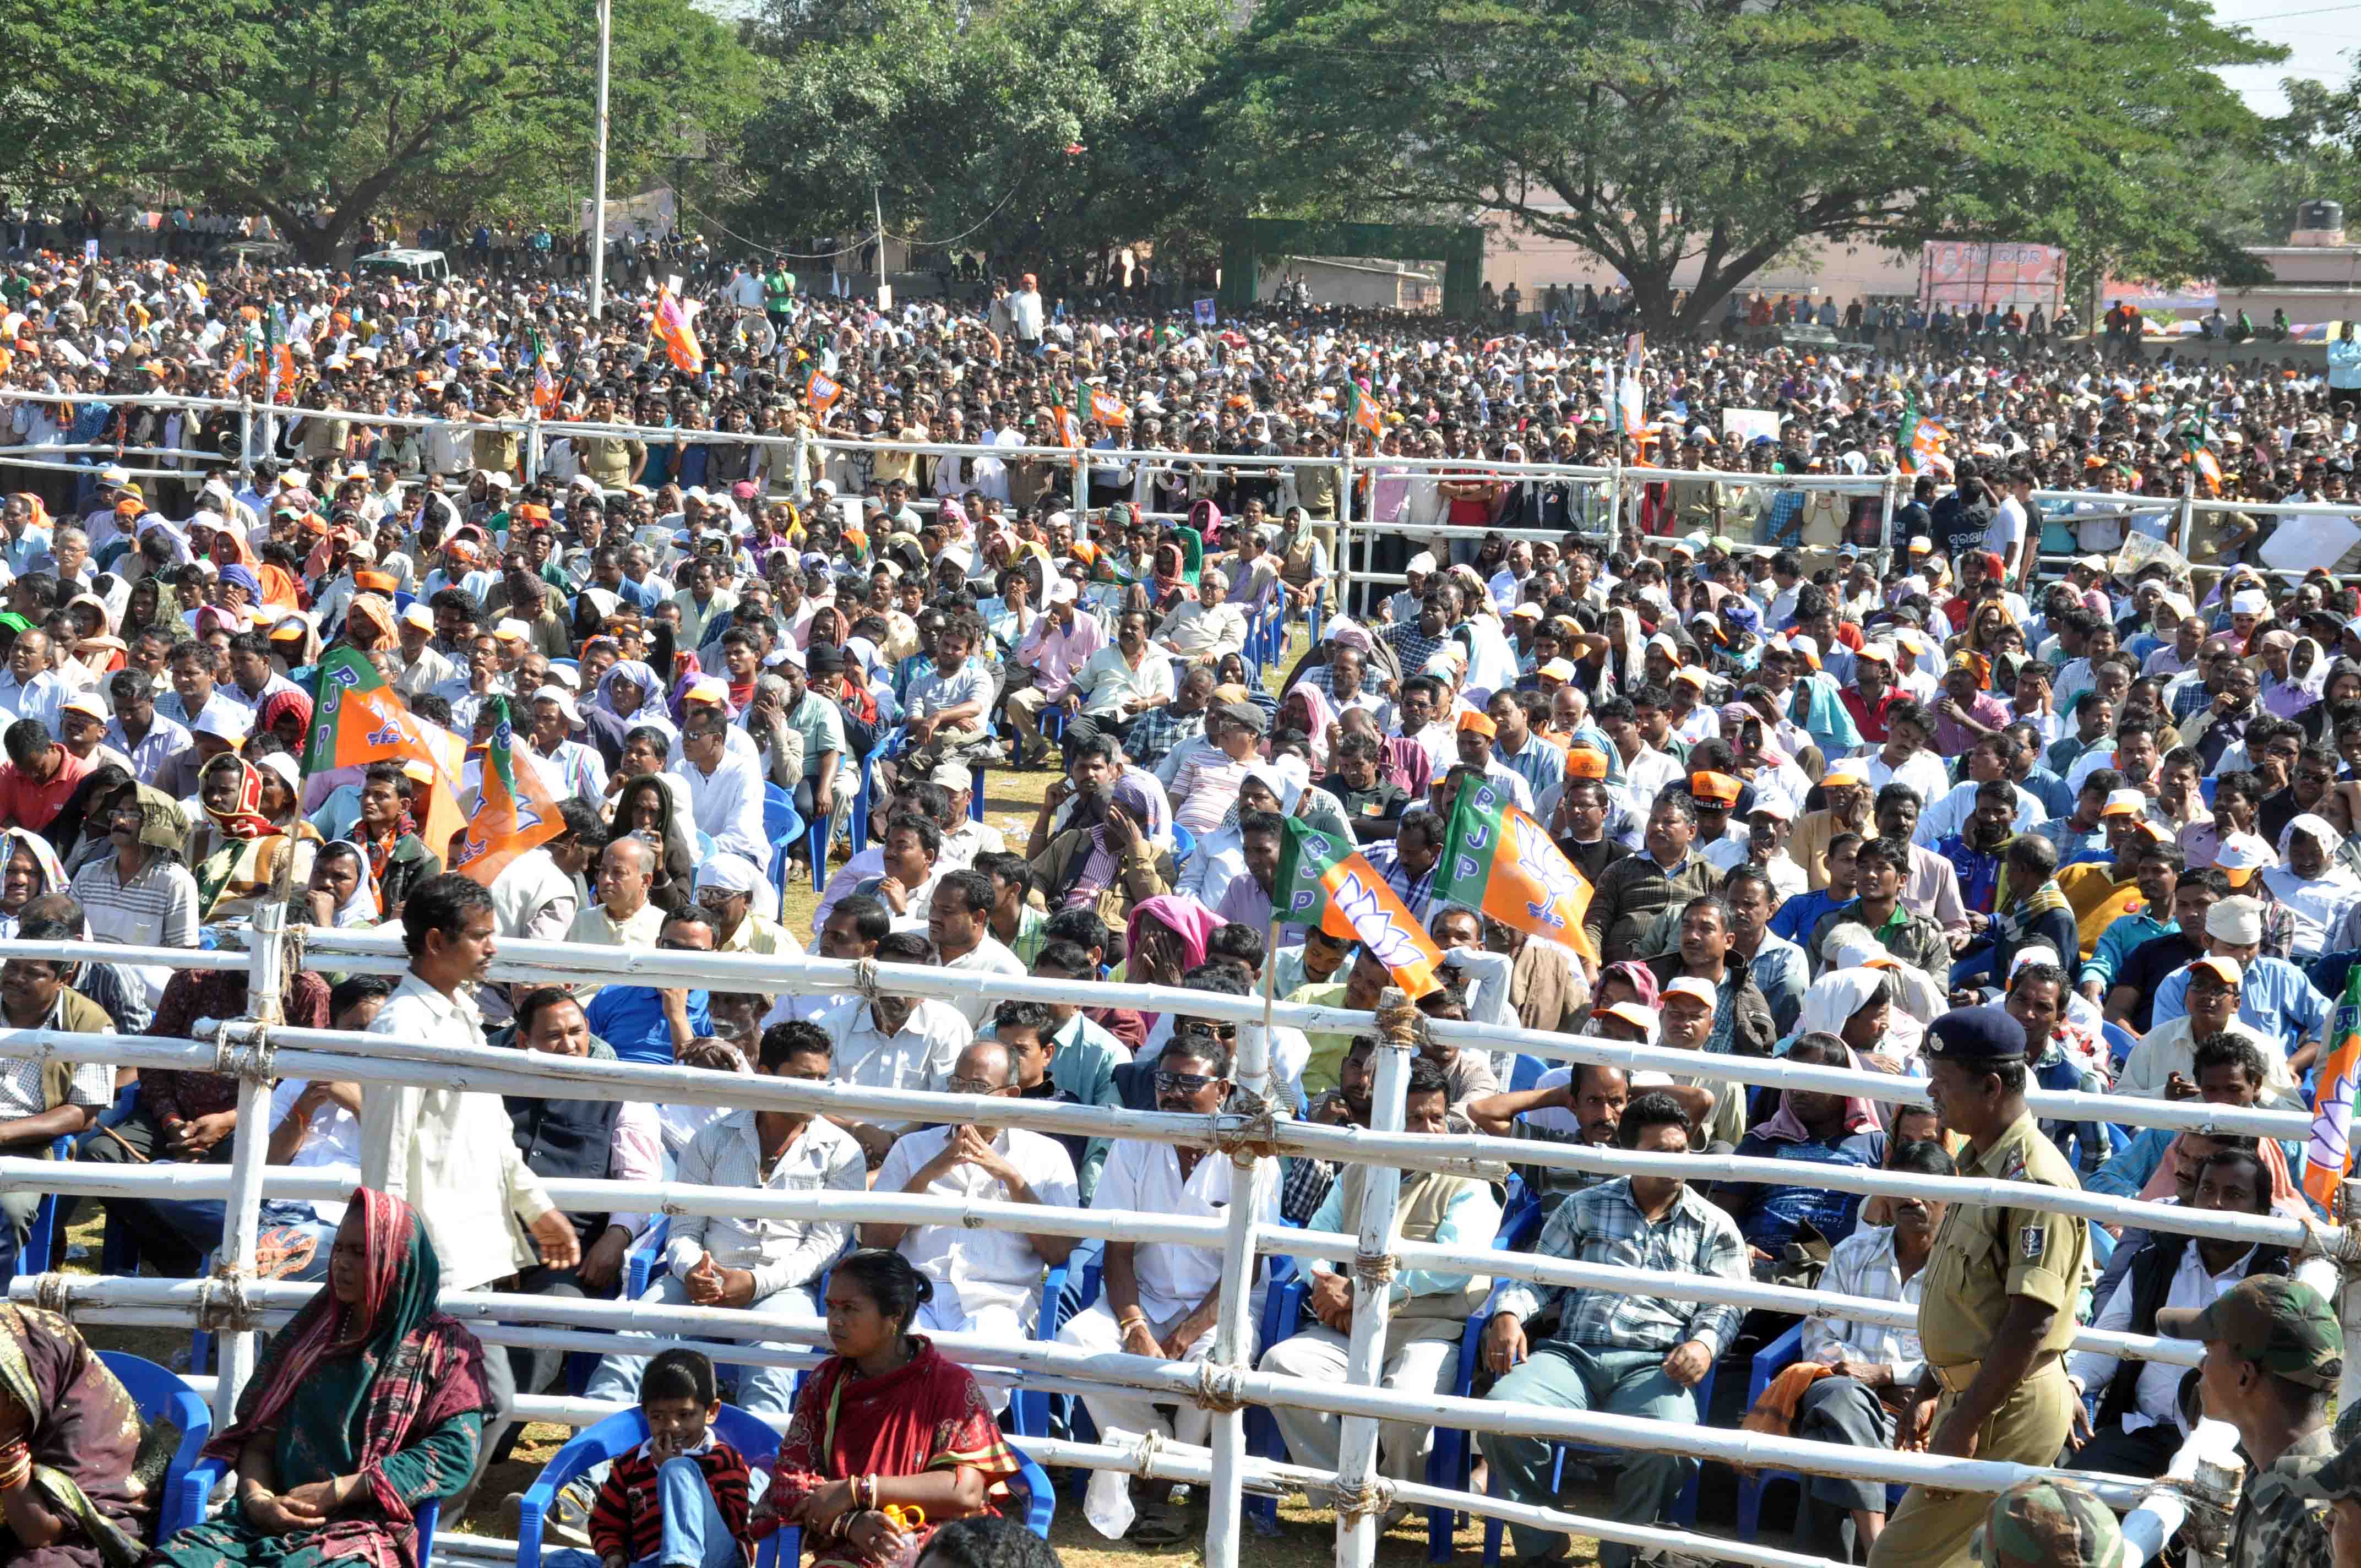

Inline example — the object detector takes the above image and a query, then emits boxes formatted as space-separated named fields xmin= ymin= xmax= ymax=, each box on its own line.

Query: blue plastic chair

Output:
xmin=1507 ymin=1055 xmax=1548 ymax=1093
xmin=1172 ymin=823 xmax=1196 ymax=870
xmin=848 ymin=727 xmax=904 ymax=854
xmin=1 ymin=1133 xmax=73 ymax=1288
xmin=1733 ymin=1322 xmax=1903 ymax=1538
xmin=1008 ymin=1242 xmax=1105 ymax=1442
xmin=519 ymin=1405 xmax=787 ymax=1568
xmin=969 ymin=763 xmax=987 ymax=822
xmin=96 ymin=1351 xmax=211 ymax=1541
xmin=761 ymin=782 xmax=798 ymax=848
xmin=186 ymin=1456 xmax=440 ymax=1564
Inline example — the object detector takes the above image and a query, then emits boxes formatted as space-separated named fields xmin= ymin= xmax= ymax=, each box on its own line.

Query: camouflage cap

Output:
xmin=2155 ymin=1276 xmax=2344 ymax=1391
xmin=1970 ymin=1478 xmax=2129 ymax=1568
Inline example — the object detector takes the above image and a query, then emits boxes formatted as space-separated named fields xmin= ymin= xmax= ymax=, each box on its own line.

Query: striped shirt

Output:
xmin=589 ymin=1437 xmax=753 ymax=1567
xmin=1494 ymin=1178 xmax=1748 ymax=1358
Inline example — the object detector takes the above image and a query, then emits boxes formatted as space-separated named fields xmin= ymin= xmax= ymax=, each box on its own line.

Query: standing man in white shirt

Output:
xmin=863 ymin=1037 xmax=1078 ymax=1355
xmin=359 ymin=873 xmax=579 ymax=1515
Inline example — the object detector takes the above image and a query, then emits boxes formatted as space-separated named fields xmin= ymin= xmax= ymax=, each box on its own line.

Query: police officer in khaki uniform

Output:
xmin=1868 ymin=1007 xmax=2088 ymax=1568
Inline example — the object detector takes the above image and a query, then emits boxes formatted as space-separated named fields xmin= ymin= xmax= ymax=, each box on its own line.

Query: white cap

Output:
xmin=2230 ymin=590 xmax=2268 ymax=615
xmin=694 ymin=852 xmax=765 ymax=896
xmin=530 ymin=684 xmax=579 ymax=726
xmin=2100 ymin=788 xmax=2148 ymax=818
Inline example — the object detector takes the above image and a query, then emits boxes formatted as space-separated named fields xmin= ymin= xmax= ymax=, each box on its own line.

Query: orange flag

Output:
xmin=450 ymin=697 xmax=565 ymax=885
xmin=1433 ymin=775 xmax=1599 ymax=963
xmin=654 ymin=287 xmax=704 ymax=374
xmin=1272 ymin=818 xmax=1443 ymax=999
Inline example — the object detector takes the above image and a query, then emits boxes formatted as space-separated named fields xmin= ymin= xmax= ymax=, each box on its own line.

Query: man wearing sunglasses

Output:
xmin=1054 ymin=1028 xmax=1282 ymax=1544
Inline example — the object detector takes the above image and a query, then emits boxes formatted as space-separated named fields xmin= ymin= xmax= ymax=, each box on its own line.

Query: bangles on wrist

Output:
xmin=0 ymin=1440 xmax=33 ymax=1493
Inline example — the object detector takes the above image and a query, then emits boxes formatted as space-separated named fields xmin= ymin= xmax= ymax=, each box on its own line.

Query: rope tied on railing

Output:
xmin=195 ymin=1264 xmax=262 ymax=1334
xmin=30 ymin=1272 xmax=72 ymax=1319
xmin=1351 ymin=1247 xmax=1399 ymax=1291
xmin=1212 ymin=1100 xmax=1285 ymax=1164
xmin=852 ymin=958 xmax=882 ymax=1002
xmin=1193 ymin=1360 xmax=1250 ymax=1414
xmin=1374 ymin=994 xmax=1421 ymax=1052
xmin=1327 ymin=1473 xmax=1396 ymax=1524
xmin=211 ymin=1022 xmax=275 ymax=1085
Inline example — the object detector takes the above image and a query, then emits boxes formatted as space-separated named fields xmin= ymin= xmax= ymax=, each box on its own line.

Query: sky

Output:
xmin=2208 ymin=0 xmax=2359 ymax=116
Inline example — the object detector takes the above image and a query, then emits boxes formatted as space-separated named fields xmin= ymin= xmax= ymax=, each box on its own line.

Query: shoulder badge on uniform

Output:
xmin=2019 ymin=1222 xmax=2046 ymax=1262
xmin=2003 ymin=1150 xmax=2027 ymax=1180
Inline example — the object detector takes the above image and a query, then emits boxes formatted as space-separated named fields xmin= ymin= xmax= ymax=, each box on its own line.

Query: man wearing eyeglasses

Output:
xmin=1054 ymin=1027 xmax=1282 ymax=1542
xmin=694 ymin=852 xmax=797 ymax=959
xmin=863 ymin=1038 xmax=1078 ymax=1393
xmin=582 ymin=908 xmax=716 ymax=1068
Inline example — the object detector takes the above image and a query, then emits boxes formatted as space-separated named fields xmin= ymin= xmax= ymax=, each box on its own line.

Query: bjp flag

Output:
xmin=654 ymin=287 xmax=704 ymax=374
xmin=302 ymin=649 xmax=467 ymax=783
xmin=1433 ymin=775 xmax=1599 ymax=965
xmin=1272 ymin=818 xmax=1443 ymax=1000
xmin=451 ymin=696 xmax=564 ymax=886
xmin=807 ymin=369 xmax=842 ymax=413
xmin=2304 ymin=967 xmax=2361 ymax=1208
xmin=1343 ymin=380 xmax=1381 ymax=441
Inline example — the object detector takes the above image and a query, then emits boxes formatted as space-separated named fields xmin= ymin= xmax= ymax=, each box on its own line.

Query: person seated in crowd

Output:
xmin=72 ymin=956 xmax=331 ymax=1277
xmin=2068 ymin=1145 xmax=2334 ymax=1479
xmin=854 ymin=813 xmax=948 ymax=924
xmin=583 ymin=906 xmax=717 ymax=1066
xmin=695 ymin=851 xmax=798 ymax=957
xmin=567 ymin=834 xmax=670 ymax=999
xmin=1778 ymin=1139 xmax=1955 ymax=1564
xmin=2118 ymin=954 xmax=2303 ymax=1106
xmin=1806 ymin=836 xmax=1951 ymax=978
xmin=2089 ymin=1034 xmax=2308 ymax=1212
xmin=1584 ymin=793 xmax=1715 ymax=966
xmin=813 ymin=928 xmax=972 ymax=1161
xmin=149 ymin=1190 xmax=497 ymax=1568
xmin=1478 ymin=1091 xmax=1748 ymax=1568
xmin=1261 ymin=1057 xmax=1499 ymax=1515
xmin=1468 ymin=1058 xmax=1635 ymax=1215
xmin=68 ymin=777 xmax=198 ymax=1010
xmin=2102 ymin=865 xmax=2228 ymax=1033
xmin=752 ymin=1249 xmax=1026 ymax=1568
xmin=2148 ymin=894 xmax=2330 ymax=1075
xmin=488 ymin=987 xmax=665 ymax=1429
xmin=1644 ymin=892 xmax=1777 ymax=1055
xmin=552 ymin=1348 xmax=754 ymax=1568
xmin=863 ymin=1038 xmax=1078 ymax=1349
xmin=929 ymin=869 xmax=1026 ymax=1029
xmin=0 ymin=1294 xmax=157 ymax=1561
xmin=1054 ymin=1028 xmax=1281 ymax=1544
xmin=586 ymin=1020 xmax=862 ymax=1419
xmin=985 ymin=997 xmax=1122 ymax=1201
xmin=1714 ymin=1033 xmax=1886 ymax=1273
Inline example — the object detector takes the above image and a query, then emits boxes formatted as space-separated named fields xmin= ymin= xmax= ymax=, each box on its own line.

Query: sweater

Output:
xmin=589 ymin=1438 xmax=753 ymax=1566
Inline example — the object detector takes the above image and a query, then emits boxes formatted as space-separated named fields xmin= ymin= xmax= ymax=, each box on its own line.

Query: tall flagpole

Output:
xmin=589 ymin=0 xmax=612 ymax=320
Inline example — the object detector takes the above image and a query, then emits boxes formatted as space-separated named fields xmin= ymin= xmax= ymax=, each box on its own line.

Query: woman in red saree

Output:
xmin=148 ymin=1189 xmax=495 ymax=1568
xmin=755 ymin=1250 xmax=1022 ymax=1568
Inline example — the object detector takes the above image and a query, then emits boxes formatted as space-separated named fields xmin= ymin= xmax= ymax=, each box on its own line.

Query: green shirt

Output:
xmin=764 ymin=269 xmax=797 ymax=310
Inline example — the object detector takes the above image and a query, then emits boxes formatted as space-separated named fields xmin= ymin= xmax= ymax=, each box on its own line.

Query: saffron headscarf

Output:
xmin=200 ymin=755 xmax=275 ymax=840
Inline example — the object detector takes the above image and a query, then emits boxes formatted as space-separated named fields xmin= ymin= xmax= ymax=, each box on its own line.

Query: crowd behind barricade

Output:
xmin=4 ymin=243 xmax=2361 ymax=1568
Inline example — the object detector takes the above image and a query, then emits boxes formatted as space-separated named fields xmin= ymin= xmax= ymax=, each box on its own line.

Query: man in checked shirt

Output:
xmin=1476 ymin=1091 xmax=1749 ymax=1568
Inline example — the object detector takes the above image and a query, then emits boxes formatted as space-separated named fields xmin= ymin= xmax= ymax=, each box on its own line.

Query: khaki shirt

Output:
xmin=1917 ymin=1109 xmax=2088 ymax=1370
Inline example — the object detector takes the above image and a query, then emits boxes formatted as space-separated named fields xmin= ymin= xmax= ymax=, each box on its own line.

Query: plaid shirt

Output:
xmin=1363 ymin=839 xmax=1438 ymax=923
xmin=1494 ymin=1178 xmax=1748 ymax=1358
xmin=1125 ymin=702 xmax=1206 ymax=768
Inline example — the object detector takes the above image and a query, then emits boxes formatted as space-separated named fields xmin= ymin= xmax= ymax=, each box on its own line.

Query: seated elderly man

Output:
xmin=1785 ymin=1139 xmax=1955 ymax=1563
xmin=1054 ymin=1026 xmax=1281 ymax=1544
xmin=1477 ymin=1091 xmax=1747 ymax=1568
xmin=864 ymin=1036 xmax=1079 ymax=1351
xmin=813 ymin=928 xmax=972 ymax=1163
xmin=1260 ymin=1057 xmax=1499 ymax=1513
xmin=584 ymin=1020 xmax=863 ymax=1418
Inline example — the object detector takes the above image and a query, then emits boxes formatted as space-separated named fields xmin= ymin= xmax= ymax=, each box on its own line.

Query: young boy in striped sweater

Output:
xmin=563 ymin=1348 xmax=754 ymax=1568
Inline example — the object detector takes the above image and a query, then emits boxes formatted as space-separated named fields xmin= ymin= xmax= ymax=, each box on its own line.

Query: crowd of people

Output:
xmin=0 ymin=241 xmax=2360 ymax=1568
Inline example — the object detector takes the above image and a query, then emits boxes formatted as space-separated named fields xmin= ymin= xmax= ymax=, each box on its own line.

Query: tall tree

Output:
xmin=1209 ymin=0 xmax=2283 ymax=331
xmin=735 ymin=0 xmax=1226 ymax=274
xmin=0 ymin=0 xmax=761 ymax=262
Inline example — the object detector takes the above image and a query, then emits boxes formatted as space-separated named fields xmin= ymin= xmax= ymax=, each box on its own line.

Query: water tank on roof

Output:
xmin=2293 ymin=200 xmax=2346 ymax=246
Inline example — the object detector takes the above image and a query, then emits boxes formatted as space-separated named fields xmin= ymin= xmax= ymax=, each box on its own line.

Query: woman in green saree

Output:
xmin=147 ymin=1189 xmax=494 ymax=1568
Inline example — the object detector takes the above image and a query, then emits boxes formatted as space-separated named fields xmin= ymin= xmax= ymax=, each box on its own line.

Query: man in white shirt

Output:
xmin=1155 ymin=572 xmax=1249 ymax=668
xmin=2070 ymin=1145 xmax=2334 ymax=1479
xmin=158 ymin=642 xmax=248 ymax=734
xmin=565 ymin=837 xmax=669 ymax=1004
xmin=1597 ymin=695 xmax=1686 ymax=821
xmin=359 ymin=873 xmax=578 ymax=1514
xmin=668 ymin=711 xmax=771 ymax=866
xmin=1911 ymin=734 xmax=2045 ymax=847
xmin=1056 ymin=1032 xmax=1282 ymax=1466
xmin=863 ymin=1037 xmax=1078 ymax=1359
xmin=1862 ymin=700 xmax=1951 ymax=809
xmin=584 ymin=1021 xmax=865 ymax=1418
xmin=927 ymin=869 xmax=1026 ymax=1029
xmin=1064 ymin=608 xmax=1176 ymax=752
xmin=815 ymin=928 xmax=972 ymax=1151
xmin=0 ymin=631 xmax=67 ymax=734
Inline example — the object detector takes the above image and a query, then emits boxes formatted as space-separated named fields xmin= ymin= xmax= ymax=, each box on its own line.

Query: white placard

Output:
xmin=2259 ymin=512 xmax=2361 ymax=574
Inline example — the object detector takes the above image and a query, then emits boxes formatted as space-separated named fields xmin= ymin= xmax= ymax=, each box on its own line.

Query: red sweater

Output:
xmin=589 ymin=1439 xmax=753 ymax=1565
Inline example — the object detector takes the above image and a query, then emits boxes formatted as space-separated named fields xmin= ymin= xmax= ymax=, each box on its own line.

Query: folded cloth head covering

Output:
xmin=218 ymin=563 xmax=262 ymax=600
xmin=201 ymin=755 xmax=274 ymax=840
xmin=258 ymin=687 xmax=313 ymax=739
xmin=1798 ymin=967 xmax=1889 ymax=1039
xmin=1597 ymin=960 xmax=1660 ymax=1012
xmin=316 ymin=838 xmax=381 ymax=927
xmin=122 ymin=782 xmax=187 ymax=852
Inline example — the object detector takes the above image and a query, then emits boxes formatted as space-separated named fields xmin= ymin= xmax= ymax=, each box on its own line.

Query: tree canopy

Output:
xmin=0 ymin=0 xmax=763 ymax=262
xmin=732 ymin=0 xmax=1227 ymax=273
xmin=1206 ymin=0 xmax=2286 ymax=330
